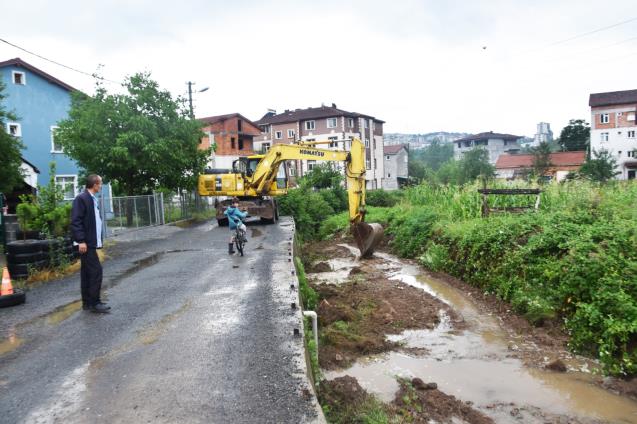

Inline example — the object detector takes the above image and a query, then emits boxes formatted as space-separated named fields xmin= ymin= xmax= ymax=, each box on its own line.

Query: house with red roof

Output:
xmin=495 ymin=151 xmax=587 ymax=181
xmin=197 ymin=113 xmax=261 ymax=170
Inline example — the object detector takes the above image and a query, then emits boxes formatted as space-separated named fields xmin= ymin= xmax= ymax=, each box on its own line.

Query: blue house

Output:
xmin=0 ymin=57 xmax=80 ymax=200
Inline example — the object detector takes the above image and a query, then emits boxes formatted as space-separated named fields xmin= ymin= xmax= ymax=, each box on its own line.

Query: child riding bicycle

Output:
xmin=225 ymin=197 xmax=247 ymax=254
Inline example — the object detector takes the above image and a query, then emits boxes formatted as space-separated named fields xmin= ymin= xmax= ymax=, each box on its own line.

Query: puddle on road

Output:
xmin=46 ymin=300 xmax=83 ymax=325
xmin=250 ymin=228 xmax=264 ymax=238
xmin=0 ymin=329 xmax=23 ymax=356
xmin=322 ymin=246 xmax=637 ymax=424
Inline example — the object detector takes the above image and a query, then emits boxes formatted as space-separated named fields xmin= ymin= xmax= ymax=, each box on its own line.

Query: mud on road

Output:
xmin=304 ymin=237 xmax=637 ymax=424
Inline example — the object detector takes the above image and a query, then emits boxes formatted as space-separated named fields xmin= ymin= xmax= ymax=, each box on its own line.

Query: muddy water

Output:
xmin=321 ymin=247 xmax=637 ymax=424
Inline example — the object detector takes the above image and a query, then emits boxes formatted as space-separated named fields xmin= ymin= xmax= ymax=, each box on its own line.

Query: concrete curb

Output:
xmin=273 ymin=217 xmax=326 ymax=423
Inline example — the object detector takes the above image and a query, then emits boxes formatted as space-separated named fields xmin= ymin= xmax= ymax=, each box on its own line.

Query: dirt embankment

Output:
xmin=306 ymin=241 xmax=461 ymax=370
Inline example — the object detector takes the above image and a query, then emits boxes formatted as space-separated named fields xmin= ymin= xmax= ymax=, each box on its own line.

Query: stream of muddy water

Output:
xmin=316 ymin=245 xmax=637 ymax=424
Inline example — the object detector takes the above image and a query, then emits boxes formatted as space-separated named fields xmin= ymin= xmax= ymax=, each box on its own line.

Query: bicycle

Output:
xmin=233 ymin=220 xmax=248 ymax=256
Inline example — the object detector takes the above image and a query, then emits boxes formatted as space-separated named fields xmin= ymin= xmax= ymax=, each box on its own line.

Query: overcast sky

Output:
xmin=2 ymin=0 xmax=636 ymax=137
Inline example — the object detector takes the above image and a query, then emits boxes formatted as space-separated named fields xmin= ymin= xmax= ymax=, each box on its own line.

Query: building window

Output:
xmin=628 ymin=150 xmax=637 ymax=158
xmin=366 ymin=159 xmax=371 ymax=170
xmin=327 ymin=118 xmax=337 ymax=128
xmin=7 ymin=122 xmax=21 ymax=137
xmin=262 ymin=143 xmax=271 ymax=152
xmin=348 ymin=118 xmax=354 ymax=127
xmin=628 ymin=130 xmax=635 ymax=138
xmin=457 ymin=142 xmax=461 ymax=148
xmin=600 ymin=114 xmax=609 ymax=124
xmin=237 ymin=119 xmax=242 ymax=131
xmin=275 ymin=131 xmax=283 ymax=139
xmin=600 ymin=132 xmax=609 ymax=142
xmin=364 ymin=139 xmax=369 ymax=148
xmin=238 ymin=138 xmax=244 ymax=150
xmin=55 ymin=175 xmax=77 ymax=200
xmin=50 ymin=126 xmax=63 ymax=153
xmin=363 ymin=120 xmax=368 ymax=129
xmin=386 ymin=155 xmax=390 ymax=160
xmin=231 ymin=137 xmax=235 ymax=149
xmin=305 ymin=120 xmax=315 ymax=130
xmin=374 ymin=158 xmax=377 ymax=169
xmin=287 ymin=129 xmax=295 ymax=139
xmin=373 ymin=139 xmax=376 ymax=150
xmin=328 ymin=136 xmax=338 ymax=148
xmin=307 ymin=160 xmax=316 ymax=171
xmin=12 ymin=71 xmax=25 ymax=85
xmin=628 ymin=112 xmax=636 ymax=121
xmin=387 ymin=173 xmax=391 ymax=178
xmin=289 ymin=164 xmax=296 ymax=176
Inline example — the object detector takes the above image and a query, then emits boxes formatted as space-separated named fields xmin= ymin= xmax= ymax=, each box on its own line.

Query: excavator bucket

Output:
xmin=351 ymin=222 xmax=384 ymax=258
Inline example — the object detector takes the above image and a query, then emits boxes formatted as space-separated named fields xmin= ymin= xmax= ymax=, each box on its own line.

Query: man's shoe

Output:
xmin=97 ymin=301 xmax=111 ymax=310
xmin=89 ymin=303 xmax=111 ymax=314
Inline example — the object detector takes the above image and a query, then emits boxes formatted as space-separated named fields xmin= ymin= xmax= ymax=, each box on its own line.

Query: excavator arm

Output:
xmin=246 ymin=138 xmax=382 ymax=257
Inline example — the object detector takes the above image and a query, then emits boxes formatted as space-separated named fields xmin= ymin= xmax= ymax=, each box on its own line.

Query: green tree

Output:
xmin=302 ymin=163 xmax=343 ymax=189
xmin=558 ymin=119 xmax=590 ymax=152
xmin=0 ymin=79 xmax=25 ymax=194
xmin=531 ymin=141 xmax=553 ymax=181
xmin=579 ymin=148 xmax=620 ymax=183
xmin=56 ymin=73 xmax=210 ymax=196
xmin=458 ymin=148 xmax=495 ymax=184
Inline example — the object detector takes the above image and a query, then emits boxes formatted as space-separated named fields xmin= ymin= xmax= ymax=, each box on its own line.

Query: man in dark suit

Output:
xmin=71 ymin=175 xmax=110 ymax=314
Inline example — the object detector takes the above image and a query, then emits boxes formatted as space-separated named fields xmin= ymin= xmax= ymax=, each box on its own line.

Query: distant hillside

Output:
xmin=384 ymin=132 xmax=470 ymax=149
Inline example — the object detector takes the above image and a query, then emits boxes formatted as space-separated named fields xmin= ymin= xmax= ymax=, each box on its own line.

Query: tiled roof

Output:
xmin=589 ymin=89 xmax=637 ymax=107
xmin=254 ymin=105 xmax=384 ymax=125
xmin=455 ymin=131 xmax=522 ymax=143
xmin=197 ymin=113 xmax=262 ymax=135
xmin=384 ymin=144 xmax=408 ymax=155
xmin=496 ymin=151 xmax=587 ymax=169
xmin=0 ymin=57 xmax=76 ymax=92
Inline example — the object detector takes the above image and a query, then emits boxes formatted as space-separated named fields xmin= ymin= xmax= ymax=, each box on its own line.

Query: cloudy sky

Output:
xmin=2 ymin=0 xmax=636 ymax=137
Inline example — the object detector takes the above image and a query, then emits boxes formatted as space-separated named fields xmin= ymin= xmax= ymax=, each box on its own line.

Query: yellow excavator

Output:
xmin=197 ymin=138 xmax=383 ymax=257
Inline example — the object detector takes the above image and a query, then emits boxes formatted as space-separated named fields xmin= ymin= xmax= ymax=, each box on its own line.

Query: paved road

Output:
xmin=0 ymin=219 xmax=319 ymax=423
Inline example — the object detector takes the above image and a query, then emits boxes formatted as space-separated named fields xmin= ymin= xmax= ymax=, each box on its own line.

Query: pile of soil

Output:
xmin=319 ymin=376 xmax=494 ymax=424
xmin=313 ymin=267 xmax=460 ymax=370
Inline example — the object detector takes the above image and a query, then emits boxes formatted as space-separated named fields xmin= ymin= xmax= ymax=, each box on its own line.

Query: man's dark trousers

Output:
xmin=80 ymin=248 xmax=102 ymax=307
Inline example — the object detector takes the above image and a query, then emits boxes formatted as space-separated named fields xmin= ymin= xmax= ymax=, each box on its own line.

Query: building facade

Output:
xmin=589 ymin=89 xmax=637 ymax=180
xmin=0 ymin=58 xmax=80 ymax=199
xmin=382 ymin=144 xmax=408 ymax=190
xmin=198 ymin=113 xmax=261 ymax=170
xmin=533 ymin=122 xmax=553 ymax=146
xmin=253 ymin=104 xmax=385 ymax=189
xmin=453 ymin=131 xmax=522 ymax=165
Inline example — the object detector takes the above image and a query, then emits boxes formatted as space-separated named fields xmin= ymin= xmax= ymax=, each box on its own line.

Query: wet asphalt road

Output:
xmin=0 ymin=219 xmax=318 ymax=423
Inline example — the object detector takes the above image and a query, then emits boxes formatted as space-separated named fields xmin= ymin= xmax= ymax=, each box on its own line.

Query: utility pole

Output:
xmin=187 ymin=81 xmax=194 ymax=118
xmin=187 ymin=82 xmax=209 ymax=119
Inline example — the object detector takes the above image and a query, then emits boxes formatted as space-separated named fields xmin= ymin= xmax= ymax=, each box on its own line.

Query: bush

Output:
xmin=366 ymin=189 xmax=401 ymax=207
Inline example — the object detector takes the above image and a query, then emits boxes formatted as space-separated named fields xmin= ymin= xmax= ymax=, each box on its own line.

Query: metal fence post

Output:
xmin=134 ymin=197 xmax=139 ymax=228
xmin=160 ymin=192 xmax=165 ymax=224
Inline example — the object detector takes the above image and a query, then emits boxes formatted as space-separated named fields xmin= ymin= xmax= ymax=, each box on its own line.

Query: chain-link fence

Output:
xmin=103 ymin=191 xmax=215 ymax=237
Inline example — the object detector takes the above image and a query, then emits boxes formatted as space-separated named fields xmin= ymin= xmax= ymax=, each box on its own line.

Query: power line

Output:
xmin=0 ymin=37 xmax=120 ymax=84
xmin=546 ymin=16 xmax=637 ymax=47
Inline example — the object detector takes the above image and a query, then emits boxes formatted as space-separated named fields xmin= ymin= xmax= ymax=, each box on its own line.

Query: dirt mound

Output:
xmin=391 ymin=379 xmax=494 ymax=424
xmin=308 ymin=261 xmax=331 ymax=273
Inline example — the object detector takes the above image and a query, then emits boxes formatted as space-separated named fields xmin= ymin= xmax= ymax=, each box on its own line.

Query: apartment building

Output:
xmin=533 ymin=122 xmax=553 ymax=146
xmin=198 ymin=113 xmax=261 ymax=170
xmin=589 ymin=89 xmax=637 ymax=180
xmin=453 ymin=131 xmax=523 ymax=165
xmin=253 ymin=104 xmax=385 ymax=189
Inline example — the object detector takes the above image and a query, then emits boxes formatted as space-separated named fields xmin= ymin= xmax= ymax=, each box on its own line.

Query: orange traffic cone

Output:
xmin=1 ymin=267 xmax=14 ymax=296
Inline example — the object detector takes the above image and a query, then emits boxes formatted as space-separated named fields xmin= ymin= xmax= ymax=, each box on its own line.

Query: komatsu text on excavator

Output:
xmin=197 ymin=138 xmax=383 ymax=257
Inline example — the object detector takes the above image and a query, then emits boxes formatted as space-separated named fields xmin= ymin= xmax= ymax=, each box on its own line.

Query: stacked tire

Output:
xmin=6 ymin=240 xmax=45 ymax=280
xmin=6 ymin=238 xmax=78 ymax=279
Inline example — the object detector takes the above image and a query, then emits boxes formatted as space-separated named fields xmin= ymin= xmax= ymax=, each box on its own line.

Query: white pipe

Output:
xmin=303 ymin=311 xmax=319 ymax=361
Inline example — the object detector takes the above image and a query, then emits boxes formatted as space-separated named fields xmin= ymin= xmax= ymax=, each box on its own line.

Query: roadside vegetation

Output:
xmin=283 ymin=161 xmax=637 ymax=377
